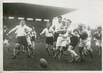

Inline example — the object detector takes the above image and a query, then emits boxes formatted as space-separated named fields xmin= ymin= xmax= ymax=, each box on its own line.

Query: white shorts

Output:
xmin=86 ymin=38 xmax=91 ymax=49
xmin=26 ymin=36 xmax=32 ymax=45
xmin=95 ymin=40 xmax=102 ymax=47
xmin=56 ymin=36 xmax=67 ymax=47
xmin=79 ymin=39 xmax=93 ymax=51
xmin=66 ymin=37 xmax=71 ymax=45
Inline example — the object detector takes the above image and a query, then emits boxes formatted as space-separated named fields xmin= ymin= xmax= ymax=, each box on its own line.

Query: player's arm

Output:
xmin=40 ymin=29 xmax=45 ymax=35
xmin=57 ymin=27 xmax=67 ymax=33
xmin=60 ymin=31 xmax=68 ymax=38
xmin=49 ymin=27 xmax=54 ymax=34
xmin=50 ymin=24 xmax=55 ymax=33
xmin=7 ymin=26 xmax=17 ymax=35
xmin=25 ymin=26 xmax=32 ymax=32
xmin=35 ymin=31 xmax=37 ymax=38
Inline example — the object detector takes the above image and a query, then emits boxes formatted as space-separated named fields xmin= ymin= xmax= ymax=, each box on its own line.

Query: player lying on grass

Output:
xmin=7 ymin=19 xmax=32 ymax=59
xmin=40 ymin=21 xmax=54 ymax=56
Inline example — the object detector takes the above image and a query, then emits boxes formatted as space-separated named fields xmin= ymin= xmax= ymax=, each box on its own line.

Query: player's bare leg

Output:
xmin=98 ymin=40 xmax=102 ymax=56
xmin=45 ymin=44 xmax=50 ymax=56
xmin=27 ymin=45 xmax=33 ymax=58
xmin=12 ymin=43 xmax=20 ymax=59
xmin=49 ymin=45 xmax=54 ymax=56
xmin=67 ymin=46 xmax=79 ymax=63
xmin=52 ymin=42 xmax=56 ymax=55
xmin=31 ymin=41 xmax=35 ymax=55
xmin=78 ymin=47 xmax=85 ymax=63
xmin=54 ymin=46 xmax=60 ymax=58
xmin=58 ymin=46 xmax=65 ymax=60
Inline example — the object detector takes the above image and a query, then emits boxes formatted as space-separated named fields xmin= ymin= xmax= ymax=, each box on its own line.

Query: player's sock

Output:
xmin=46 ymin=47 xmax=50 ymax=56
xmin=79 ymin=47 xmax=85 ymax=62
xmin=58 ymin=50 xmax=63 ymax=60
xmin=54 ymin=49 xmax=60 ymax=58
xmin=99 ymin=46 xmax=102 ymax=56
xmin=88 ymin=50 xmax=93 ymax=59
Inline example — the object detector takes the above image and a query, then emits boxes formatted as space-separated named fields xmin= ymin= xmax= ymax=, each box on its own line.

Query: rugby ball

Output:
xmin=40 ymin=58 xmax=48 ymax=68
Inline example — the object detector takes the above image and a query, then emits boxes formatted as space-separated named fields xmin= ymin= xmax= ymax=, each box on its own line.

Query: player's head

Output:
xmin=78 ymin=24 xmax=84 ymax=31
xmin=67 ymin=19 xmax=72 ymax=24
xmin=66 ymin=19 xmax=72 ymax=27
xmin=97 ymin=26 xmax=102 ymax=32
xmin=32 ymin=26 xmax=35 ymax=30
xmin=46 ymin=21 xmax=51 ymax=28
xmin=20 ymin=19 xmax=26 ymax=26
xmin=73 ymin=29 xmax=79 ymax=36
xmin=57 ymin=16 xmax=62 ymax=23
xmin=62 ymin=21 xmax=66 ymax=26
xmin=25 ymin=28 xmax=29 ymax=34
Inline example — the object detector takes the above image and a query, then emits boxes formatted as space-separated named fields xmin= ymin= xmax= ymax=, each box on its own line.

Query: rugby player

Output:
xmin=50 ymin=16 xmax=63 ymax=51
xmin=93 ymin=26 xmax=102 ymax=56
xmin=67 ymin=29 xmax=80 ymax=63
xmin=77 ymin=24 xmax=89 ymax=62
xmin=54 ymin=19 xmax=72 ymax=60
xmin=7 ymin=19 xmax=32 ymax=59
xmin=30 ymin=27 xmax=37 ymax=55
xmin=40 ymin=21 xmax=54 ymax=56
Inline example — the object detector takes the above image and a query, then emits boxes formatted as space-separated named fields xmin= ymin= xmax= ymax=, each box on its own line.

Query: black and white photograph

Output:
xmin=2 ymin=0 xmax=103 ymax=71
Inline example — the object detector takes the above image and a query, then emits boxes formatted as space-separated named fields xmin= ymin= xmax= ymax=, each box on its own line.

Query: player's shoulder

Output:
xmin=44 ymin=28 xmax=47 ymax=30
xmin=25 ymin=25 xmax=30 ymax=28
xmin=15 ymin=25 xmax=20 ymax=28
xmin=43 ymin=28 xmax=47 ymax=31
xmin=25 ymin=25 xmax=32 ymax=30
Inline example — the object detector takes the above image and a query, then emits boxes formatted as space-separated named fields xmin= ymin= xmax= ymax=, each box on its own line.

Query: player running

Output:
xmin=7 ymin=19 xmax=32 ymax=59
xmin=50 ymin=16 xmax=63 ymax=52
xmin=40 ymin=21 xmax=54 ymax=56
xmin=54 ymin=19 xmax=71 ymax=60
xmin=30 ymin=27 xmax=37 ymax=54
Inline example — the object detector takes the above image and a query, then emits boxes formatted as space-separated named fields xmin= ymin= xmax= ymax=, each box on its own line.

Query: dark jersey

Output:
xmin=70 ymin=35 xmax=79 ymax=48
xmin=79 ymin=31 xmax=88 ymax=40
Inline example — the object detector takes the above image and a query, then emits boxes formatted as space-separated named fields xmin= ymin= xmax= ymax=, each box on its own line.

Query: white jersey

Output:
xmin=56 ymin=22 xmax=70 ymax=47
xmin=41 ymin=28 xmax=54 ymax=37
xmin=51 ymin=21 xmax=63 ymax=33
xmin=10 ymin=25 xmax=32 ymax=37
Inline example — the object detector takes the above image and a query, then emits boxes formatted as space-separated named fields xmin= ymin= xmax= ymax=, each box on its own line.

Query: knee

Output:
xmin=15 ymin=43 xmax=20 ymax=48
xmin=67 ymin=46 xmax=73 ymax=51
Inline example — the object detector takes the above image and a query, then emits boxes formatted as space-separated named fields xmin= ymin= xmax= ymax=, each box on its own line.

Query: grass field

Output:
xmin=3 ymin=35 xmax=102 ymax=71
